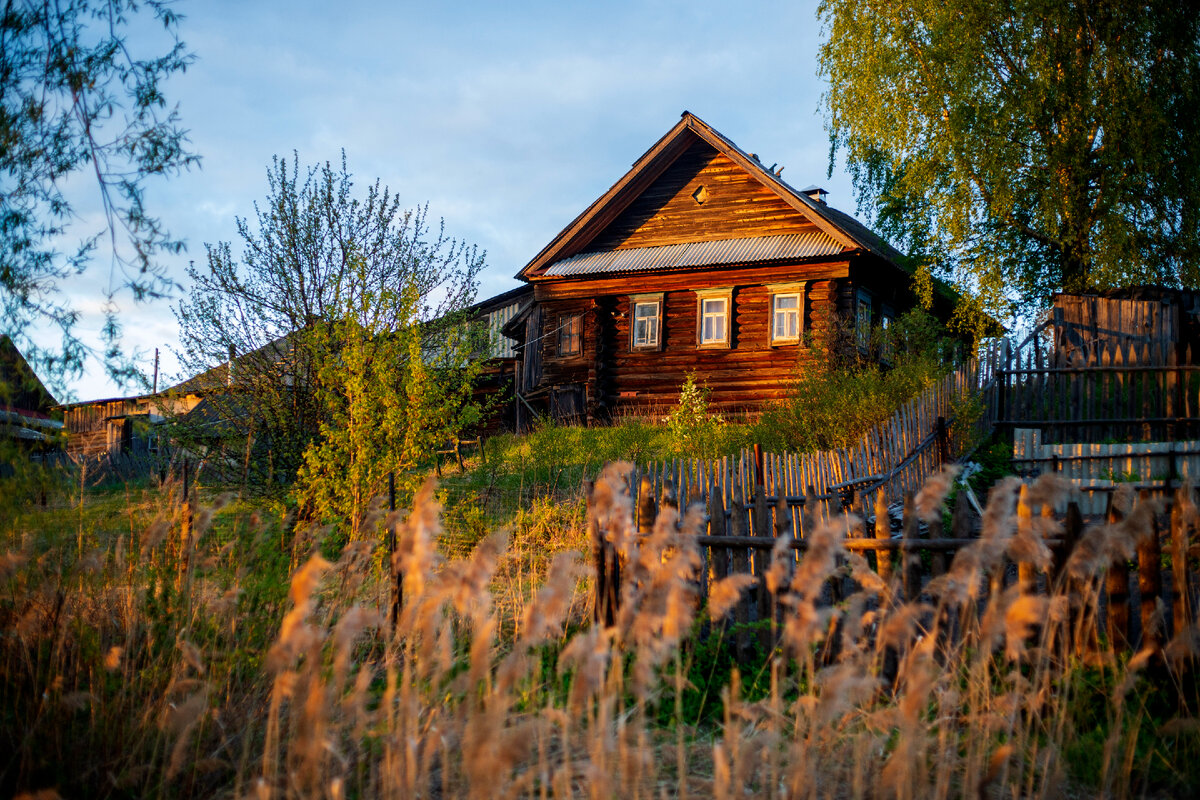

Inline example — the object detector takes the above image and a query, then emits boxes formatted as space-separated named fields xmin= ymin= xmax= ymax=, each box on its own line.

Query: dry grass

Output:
xmin=2 ymin=466 xmax=1200 ymax=798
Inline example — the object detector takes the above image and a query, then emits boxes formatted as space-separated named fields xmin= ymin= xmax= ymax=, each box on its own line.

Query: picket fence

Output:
xmin=625 ymin=356 xmax=994 ymax=540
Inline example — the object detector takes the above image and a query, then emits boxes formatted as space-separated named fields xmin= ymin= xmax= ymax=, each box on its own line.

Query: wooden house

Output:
xmin=61 ymin=389 xmax=205 ymax=458
xmin=505 ymin=112 xmax=950 ymax=424
xmin=462 ymin=284 xmax=533 ymax=434
xmin=0 ymin=335 xmax=62 ymax=449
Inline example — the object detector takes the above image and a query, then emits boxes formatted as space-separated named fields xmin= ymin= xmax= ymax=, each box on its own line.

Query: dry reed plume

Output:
xmin=3 ymin=465 xmax=1200 ymax=798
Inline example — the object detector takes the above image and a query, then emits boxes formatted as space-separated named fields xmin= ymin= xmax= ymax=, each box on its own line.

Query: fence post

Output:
xmin=927 ymin=495 xmax=948 ymax=579
xmin=388 ymin=471 xmax=403 ymax=631
xmin=753 ymin=483 xmax=769 ymax=538
xmin=774 ymin=491 xmax=792 ymax=538
xmin=1105 ymin=493 xmax=1132 ymax=652
xmin=874 ymin=492 xmax=893 ymax=582
xmin=936 ymin=416 xmax=950 ymax=465
xmin=709 ymin=485 xmax=729 ymax=581
xmin=587 ymin=480 xmax=609 ymax=627
xmin=753 ymin=443 xmax=764 ymax=489
xmin=730 ymin=479 xmax=751 ymax=656
xmin=176 ymin=458 xmax=193 ymax=596
xmin=1136 ymin=489 xmax=1164 ymax=651
xmin=1171 ymin=486 xmax=1193 ymax=638
xmin=1016 ymin=485 xmax=1036 ymax=591
xmin=1058 ymin=501 xmax=1097 ymax=655
xmin=637 ymin=474 xmax=657 ymax=536
xmin=901 ymin=491 xmax=921 ymax=600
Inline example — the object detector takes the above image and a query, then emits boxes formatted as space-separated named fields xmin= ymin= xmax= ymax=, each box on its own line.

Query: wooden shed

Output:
xmin=1052 ymin=287 xmax=1200 ymax=366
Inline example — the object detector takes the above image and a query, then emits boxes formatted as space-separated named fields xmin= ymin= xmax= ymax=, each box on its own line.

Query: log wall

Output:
xmin=527 ymin=260 xmax=860 ymax=418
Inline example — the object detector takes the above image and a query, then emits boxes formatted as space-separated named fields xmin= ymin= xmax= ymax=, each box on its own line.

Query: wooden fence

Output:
xmin=625 ymin=357 xmax=994 ymax=542
xmin=993 ymin=326 xmax=1200 ymax=444
xmin=591 ymin=467 xmax=1199 ymax=659
xmin=1013 ymin=431 xmax=1200 ymax=515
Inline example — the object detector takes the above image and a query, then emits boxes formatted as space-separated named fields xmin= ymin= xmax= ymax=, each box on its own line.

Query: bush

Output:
xmin=666 ymin=372 xmax=731 ymax=459
xmin=752 ymin=309 xmax=955 ymax=453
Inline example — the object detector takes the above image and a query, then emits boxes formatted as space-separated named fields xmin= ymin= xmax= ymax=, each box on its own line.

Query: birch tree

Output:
xmin=819 ymin=0 xmax=1200 ymax=328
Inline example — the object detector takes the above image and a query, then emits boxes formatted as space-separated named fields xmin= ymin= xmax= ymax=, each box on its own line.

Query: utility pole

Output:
xmin=152 ymin=348 xmax=160 ymax=394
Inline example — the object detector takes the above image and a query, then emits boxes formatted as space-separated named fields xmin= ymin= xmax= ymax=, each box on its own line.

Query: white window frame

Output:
xmin=695 ymin=288 xmax=732 ymax=349
xmin=767 ymin=282 xmax=805 ymax=345
xmin=855 ymin=289 xmax=873 ymax=351
xmin=630 ymin=293 xmax=663 ymax=351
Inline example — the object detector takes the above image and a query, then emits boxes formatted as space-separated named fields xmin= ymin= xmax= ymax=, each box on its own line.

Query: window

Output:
xmin=557 ymin=314 xmax=582 ymax=357
xmin=630 ymin=294 xmax=663 ymax=350
xmin=696 ymin=289 xmax=732 ymax=348
xmin=768 ymin=283 xmax=804 ymax=344
xmin=855 ymin=290 xmax=872 ymax=350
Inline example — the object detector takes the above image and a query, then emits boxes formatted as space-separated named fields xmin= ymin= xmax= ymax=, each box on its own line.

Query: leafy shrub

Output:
xmin=666 ymin=372 xmax=729 ymax=459
xmin=752 ymin=310 xmax=954 ymax=453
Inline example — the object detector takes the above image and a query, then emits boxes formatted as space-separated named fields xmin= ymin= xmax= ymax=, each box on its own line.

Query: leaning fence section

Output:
xmin=628 ymin=356 xmax=993 ymax=539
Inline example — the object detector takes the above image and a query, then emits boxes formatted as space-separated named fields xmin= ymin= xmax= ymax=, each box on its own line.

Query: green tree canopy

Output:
xmin=0 ymin=0 xmax=196 ymax=387
xmin=819 ymin=0 xmax=1200 ymax=326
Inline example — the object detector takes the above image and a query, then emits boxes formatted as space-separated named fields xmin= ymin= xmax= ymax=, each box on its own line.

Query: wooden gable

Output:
xmin=588 ymin=140 xmax=819 ymax=251
xmin=517 ymin=112 xmax=861 ymax=281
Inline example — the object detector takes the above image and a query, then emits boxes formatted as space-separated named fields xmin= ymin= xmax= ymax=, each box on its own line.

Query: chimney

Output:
xmin=801 ymin=185 xmax=829 ymax=205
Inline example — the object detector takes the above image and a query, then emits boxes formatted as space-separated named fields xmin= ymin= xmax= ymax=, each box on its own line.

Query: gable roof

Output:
xmin=516 ymin=111 xmax=905 ymax=281
xmin=0 ymin=335 xmax=58 ymax=417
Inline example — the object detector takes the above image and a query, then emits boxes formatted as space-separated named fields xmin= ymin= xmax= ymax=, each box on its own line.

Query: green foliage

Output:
xmin=656 ymin=620 xmax=777 ymax=728
xmin=666 ymin=373 xmax=730 ymax=459
xmin=175 ymin=153 xmax=484 ymax=489
xmin=0 ymin=485 xmax=294 ymax=798
xmin=1064 ymin=662 xmax=1200 ymax=794
xmin=293 ymin=255 xmax=484 ymax=538
xmin=752 ymin=309 xmax=952 ymax=453
xmin=0 ymin=0 xmax=198 ymax=388
xmin=819 ymin=0 xmax=1200 ymax=332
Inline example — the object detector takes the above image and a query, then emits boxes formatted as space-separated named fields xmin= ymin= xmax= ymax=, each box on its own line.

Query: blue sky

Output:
xmin=50 ymin=0 xmax=861 ymax=401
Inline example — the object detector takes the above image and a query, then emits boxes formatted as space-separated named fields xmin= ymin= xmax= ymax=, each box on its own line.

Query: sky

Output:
xmin=43 ymin=0 xmax=862 ymax=402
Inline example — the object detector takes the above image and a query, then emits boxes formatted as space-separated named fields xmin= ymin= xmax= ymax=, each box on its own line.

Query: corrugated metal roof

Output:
xmin=543 ymin=232 xmax=845 ymax=277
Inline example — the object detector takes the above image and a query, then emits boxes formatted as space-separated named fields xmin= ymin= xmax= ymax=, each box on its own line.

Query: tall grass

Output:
xmin=3 ymin=466 xmax=1200 ymax=797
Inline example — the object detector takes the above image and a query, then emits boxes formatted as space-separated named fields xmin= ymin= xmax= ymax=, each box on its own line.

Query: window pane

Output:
xmin=772 ymin=293 xmax=800 ymax=340
xmin=856 ymin=297 xmax=871 ymax=347
xmin=634 ymin=301 xmax=659 ymax=346
xmin=700 ymin=296 xmax=728 ymax=343
xmin=558 ymin=314 xmax=582 ymax=355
